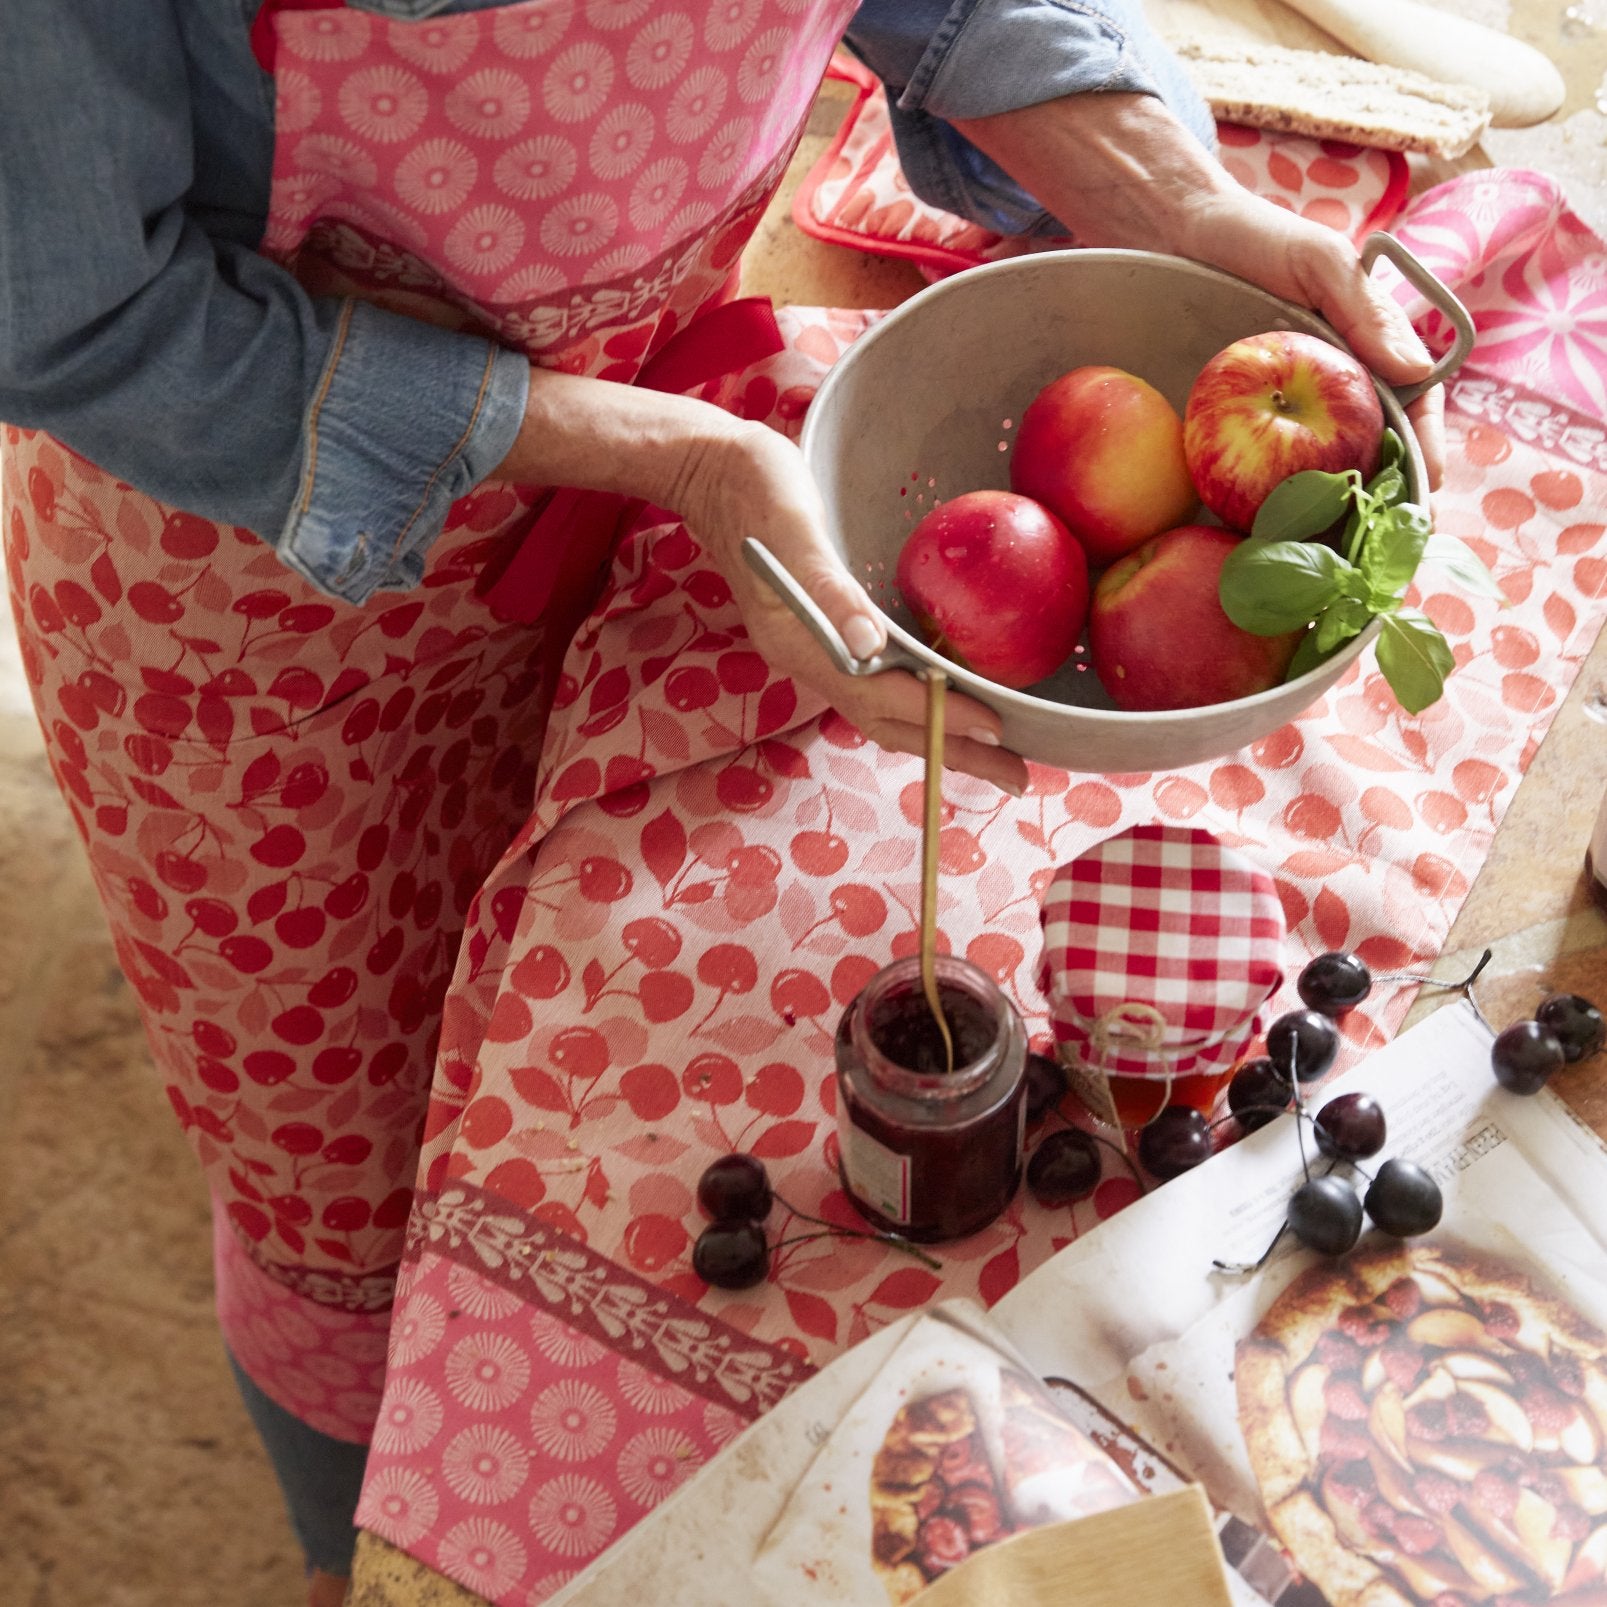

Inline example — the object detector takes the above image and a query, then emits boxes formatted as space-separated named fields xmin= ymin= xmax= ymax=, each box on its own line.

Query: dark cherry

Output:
xmin=1287 ymin=1175 xmax=1363 ymax=1256
xmin=1491 ymin=1020 xmax=1565 ymax=1095
xmin=1026 ymin=1129 xmax=1102 ymax=1206
xmin=867 ymin=981 xmax=995 ymax=1075
xmin=691 ymin=1221 xmax=770 ymax=1289
xmin=697 ymin=1153 xmax=773 ymax=1223
xmin=1137 ymin=1106 xmax=1213 ymax=1181
xmin=1363 ymin=1158 xmax=1443 ymax=1237
xmin=1314 ymin=1092 xmax=1387 ymax=1161
xmin=1227 ymin=1057 xmax=1293 ymax=1132
xmin=1535 ymin=993 xmax=1606 ymax=1064
xmin=1266 ymin=1009 xmax=1340 ymax=1085
xmin=1297 ymin=951 xmax=1373 ymax=1017
xmin=1024 ymin=1051 xmax=1069 ymax=1124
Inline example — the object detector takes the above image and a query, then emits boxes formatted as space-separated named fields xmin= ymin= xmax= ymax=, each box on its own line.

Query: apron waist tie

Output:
xmin=474 ymin=296 xmax=787 ymax=626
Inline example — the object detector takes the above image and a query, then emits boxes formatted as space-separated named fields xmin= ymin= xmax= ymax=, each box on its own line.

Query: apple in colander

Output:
xmin=896 ymin=490 xmax=1088 ymax=689
xmin=1009 ymin=365 xmax=1199 ymax=567
xmin=1089 ymin=524 xmax=1302 ymax=712
xmin=1184 ymin=330 xmax=1384 ymax=533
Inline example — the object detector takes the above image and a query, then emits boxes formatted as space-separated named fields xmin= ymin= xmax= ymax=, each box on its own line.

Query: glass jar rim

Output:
xmin=849 ymin=955 xmax=1011 ymax=1100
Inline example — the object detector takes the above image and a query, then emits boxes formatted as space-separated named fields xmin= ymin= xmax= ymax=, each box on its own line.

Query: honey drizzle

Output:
xmin=920 ymin=668 xmax=954 ymax=1077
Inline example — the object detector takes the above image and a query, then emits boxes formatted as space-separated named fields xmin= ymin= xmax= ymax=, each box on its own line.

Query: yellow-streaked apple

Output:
xmin=896 ymin=490 xmax=1088 ymax=690
xmin=1184 ymin=331 xmax=1385 ymax=533
xmin=1089 ymin=525 xmax=1301 ymax=711
xmin=1010 ymin=366 xmax=1198 ymax=567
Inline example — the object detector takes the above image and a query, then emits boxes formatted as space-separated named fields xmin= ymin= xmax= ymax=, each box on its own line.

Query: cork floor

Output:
xmin=3 ymin=10 xmax=1606 ymax=1607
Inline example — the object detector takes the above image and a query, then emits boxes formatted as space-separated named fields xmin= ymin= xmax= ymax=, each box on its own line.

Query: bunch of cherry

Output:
xmin=690 ymin=960 xmax=1606 ymax=1289
xmin=1490 ymin=990 xmax=1604 ymax=1092
xmin=691 ymin=1152 xmax=941 ymax=1290
xmin=1217 ymin=950 xmax=1440 ymax=1264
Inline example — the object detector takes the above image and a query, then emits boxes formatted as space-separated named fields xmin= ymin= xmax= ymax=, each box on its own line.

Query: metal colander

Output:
xmin=748 ymin=234 xmax=1472 ymax=773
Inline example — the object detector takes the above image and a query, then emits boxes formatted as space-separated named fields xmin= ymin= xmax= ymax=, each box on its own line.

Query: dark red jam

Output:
xmin=835 ymin=958 xmax=1026 ymax=1243
xmin=863 ymin=983 xmax=998 ymax=1075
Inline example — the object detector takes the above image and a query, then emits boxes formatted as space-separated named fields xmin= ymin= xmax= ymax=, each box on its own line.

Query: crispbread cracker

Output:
xmin=1169 ymin=36 xmax=1492 ymax=158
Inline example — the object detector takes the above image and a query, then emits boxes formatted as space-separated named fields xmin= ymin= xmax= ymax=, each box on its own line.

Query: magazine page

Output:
xmin=994 ymin=999 xmax=1607 ymax=1606
xmin=549 ymin=1300 xmax=1210 ymax=1606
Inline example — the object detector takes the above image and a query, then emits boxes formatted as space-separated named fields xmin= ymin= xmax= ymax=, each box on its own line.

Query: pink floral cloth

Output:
xmin=356 ymin=168 xmax=1607 ymax=1600
xmin=3 ymin=0 xmax=857 ymax=1440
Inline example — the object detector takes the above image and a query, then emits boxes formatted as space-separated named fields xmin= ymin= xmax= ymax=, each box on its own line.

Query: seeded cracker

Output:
xmin=1169 ymin=37 xmax=1492 ymax=159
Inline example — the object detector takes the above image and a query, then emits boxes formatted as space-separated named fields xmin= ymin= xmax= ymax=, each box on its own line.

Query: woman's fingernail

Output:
xmin=1000 ymin=776 xmax=1025 ymax=799
xmin=966 ymin=727 xmax=1001 ymax=746
xmin=842 ymin=616 xmax=882 ymax=661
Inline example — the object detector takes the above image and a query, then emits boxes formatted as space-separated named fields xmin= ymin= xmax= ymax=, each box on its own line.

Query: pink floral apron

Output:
xmin=2 ymin=0 xmax=856 ymax=1441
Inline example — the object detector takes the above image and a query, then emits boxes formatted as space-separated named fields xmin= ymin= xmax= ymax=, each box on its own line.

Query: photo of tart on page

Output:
xmin=1234 ymin=1237 xmax=1607 ymax=1605
xmin=990 ymin=1002 xmax=1607 ymax=1607
xmin=750 ymin=1304 xmax=1144 ymax=1604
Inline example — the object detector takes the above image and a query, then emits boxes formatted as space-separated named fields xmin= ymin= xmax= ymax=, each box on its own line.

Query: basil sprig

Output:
xmin=1218 ymin=429 xmax=1504 ymax=714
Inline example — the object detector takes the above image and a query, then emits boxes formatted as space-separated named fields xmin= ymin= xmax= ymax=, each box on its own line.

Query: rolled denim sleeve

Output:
xmin=0 ymin=0 xmax=526 ymax=605
xmin=845 ymin=0 xmax=1217 ymax=236
xmin=277 ymin=305 xmax=527 ymax=602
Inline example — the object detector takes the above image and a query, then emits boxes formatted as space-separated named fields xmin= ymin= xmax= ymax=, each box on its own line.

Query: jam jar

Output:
xmin=834 ymin=955 xmax=1027 ymax=1243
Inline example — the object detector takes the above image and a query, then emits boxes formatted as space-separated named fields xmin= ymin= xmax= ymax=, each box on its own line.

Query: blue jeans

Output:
xmin=227 ymin=1349 xmax=369 ymax=1577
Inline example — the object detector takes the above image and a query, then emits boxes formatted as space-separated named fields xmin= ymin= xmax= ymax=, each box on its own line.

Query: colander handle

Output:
xmin=1358 ymin=232 xmax=1476 ymax=406
xmin=741 ymin=537 xmax=926 ymax=678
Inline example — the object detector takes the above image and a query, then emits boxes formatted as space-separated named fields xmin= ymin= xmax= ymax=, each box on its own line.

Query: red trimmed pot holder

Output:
xmin=795 ymin=52 xmax=1410 ymax=281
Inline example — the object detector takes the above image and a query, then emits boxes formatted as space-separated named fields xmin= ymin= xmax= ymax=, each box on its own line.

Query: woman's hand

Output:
xmin=951 ymin=92 xmax=1445 ymax=488
xmin=667 ymin=419 xmax=1031 ymax=796
xmin=495 ymin=370 xmax=1030 ymax=795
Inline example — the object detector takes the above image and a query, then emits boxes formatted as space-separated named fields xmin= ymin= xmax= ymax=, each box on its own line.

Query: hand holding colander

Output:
xmin=747 ymin=233 xmax=1473 ymax=774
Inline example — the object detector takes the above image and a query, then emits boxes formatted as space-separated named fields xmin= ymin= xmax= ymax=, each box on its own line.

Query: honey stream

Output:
xmin=920 ymin=668 xmax=955 ymax=1076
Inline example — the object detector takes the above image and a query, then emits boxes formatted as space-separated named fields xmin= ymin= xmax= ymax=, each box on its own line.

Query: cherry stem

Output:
xmin=1373 ymin=945 xmax=1494 ymax=1008
xmin=771 ymin=1230 xmax=843 ymax=1252
xmin=1214 ymin=1219 xmax=1289 ymax=1277
xmin=1209 ymin=1102 xmax=1298 ymax=1133
xmin=1294 ymin=1090 xmax=1312 ymax=1184
xmin=773 ymin=1193 xmax=942 ymax=1270
xmin=1086 ymin=1125 xmax=1148 ymax=1193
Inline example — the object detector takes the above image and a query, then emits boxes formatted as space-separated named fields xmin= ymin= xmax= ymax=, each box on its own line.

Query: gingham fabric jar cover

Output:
xmin=1037 ymin=824 xmax=1287 ymax=1086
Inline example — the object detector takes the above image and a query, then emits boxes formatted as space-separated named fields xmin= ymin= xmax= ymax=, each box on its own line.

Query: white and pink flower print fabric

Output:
xmin=268 ymin=0 xmax=851 ymax=325
xmin=358 ymin=170 xmax=1607 ymax=1601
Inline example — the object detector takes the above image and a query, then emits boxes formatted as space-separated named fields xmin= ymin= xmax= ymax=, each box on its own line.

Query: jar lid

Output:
xmin=1037 ymin=824 xmax=1285 ymax=1079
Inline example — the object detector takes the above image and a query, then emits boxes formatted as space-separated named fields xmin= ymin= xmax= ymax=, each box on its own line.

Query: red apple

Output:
xmin=1183 ymin=331 xmax=1385 ymax=532
xmin=1010 ymin=365 xmax=1198 ymax=567
xmin=896 ymin=490 xmax=1089 ymax=689
xmin=1089 ymin=525 xmax=1301 ymax=711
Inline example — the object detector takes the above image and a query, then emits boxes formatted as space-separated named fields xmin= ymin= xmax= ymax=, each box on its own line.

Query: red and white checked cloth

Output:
xmin=1037 ymin=825 xmax=1287 ymax=1093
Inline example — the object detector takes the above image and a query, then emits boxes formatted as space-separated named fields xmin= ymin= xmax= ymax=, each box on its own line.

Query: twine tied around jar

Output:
xmin=1088 ymin=1001 xmax=1169 ymax=1060
xmin=1051 ymin=1001 xmax=1239 ymax=1136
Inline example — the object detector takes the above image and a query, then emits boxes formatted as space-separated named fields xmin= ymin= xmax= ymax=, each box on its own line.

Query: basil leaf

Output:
xmin=1375 ymin=610 xmax=1455 ymax=714
xmin=1363 ymin=463 xmax=1405 ymax=511
xmin=1285 ymin=626 xmax=1336 ymax=682
xmin=1361 ymin=502 xmax=1433 ymax=608
xmin=1377 ymin=427 xmax=1406 ymax=478
xmin=1251 ymin=470 xmax=1356 ymax=543
xmin=1219 ymin=539 xmax=1353 ymax=634
xmin=1314 ymin=596 xmax=1371 ymax=654
xmin=1422 ymin=532 xmax=1507 ymax=602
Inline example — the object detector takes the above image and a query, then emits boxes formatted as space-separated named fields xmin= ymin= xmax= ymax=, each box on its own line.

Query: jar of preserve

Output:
xmin=1038 ymin=824 xmax=1285 ymax=1129
xmin=834 ymin=955 xmax=1027 ymax=1243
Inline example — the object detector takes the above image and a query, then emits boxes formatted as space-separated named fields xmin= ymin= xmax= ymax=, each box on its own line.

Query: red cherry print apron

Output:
xmin=2 ymin=0 xmax=856 ymax=1442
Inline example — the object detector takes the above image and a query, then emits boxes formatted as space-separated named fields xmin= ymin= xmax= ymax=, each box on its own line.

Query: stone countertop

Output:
xmin=350 ymin=15 xmax=1607 ymax=1601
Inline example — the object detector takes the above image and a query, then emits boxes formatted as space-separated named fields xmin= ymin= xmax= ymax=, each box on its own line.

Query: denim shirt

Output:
xmin=0 ymin=0 xmax=1211 ymax=605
